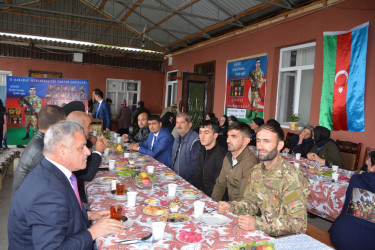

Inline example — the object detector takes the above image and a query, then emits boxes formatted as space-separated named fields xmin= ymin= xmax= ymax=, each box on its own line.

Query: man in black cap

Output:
xmin=249 ymin=117 xmax=264 ymax=146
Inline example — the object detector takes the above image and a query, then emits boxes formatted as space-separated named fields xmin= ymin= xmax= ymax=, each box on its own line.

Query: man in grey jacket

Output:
xmin=170 ymin=113 xmax=200 ymax=182
xmin=12 ymin=105 xmax=66 ymax=195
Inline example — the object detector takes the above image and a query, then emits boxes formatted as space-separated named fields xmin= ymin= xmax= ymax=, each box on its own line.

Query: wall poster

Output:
xmin=225 ymin=54 xmax=267 ymax=123
xmin=6 ymin=76 xmax=88 ymax=145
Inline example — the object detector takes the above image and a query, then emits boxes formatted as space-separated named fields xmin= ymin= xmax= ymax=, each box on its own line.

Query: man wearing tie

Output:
xmin=8 ymin=121 xmax=124 ymax=249
xmin=129 ymin=115 xmax=174 ymax=166
xmin=92 ymin=88 xmax=111 ymax=131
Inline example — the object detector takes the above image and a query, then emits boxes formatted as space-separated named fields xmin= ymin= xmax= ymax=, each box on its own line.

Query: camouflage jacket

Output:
xmin=230 ymin=155 xmax=311 ymax=236
xmin=251 ymin=68 xmax=264 ymax=90
xmin=18 ymin=95 xmax=42 ymax=115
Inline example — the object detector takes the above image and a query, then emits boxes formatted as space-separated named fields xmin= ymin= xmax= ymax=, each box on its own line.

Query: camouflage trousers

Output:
xmin=25 ymin=115 xmax=37 ymax=134
xmin=251 ymin=91 xmax=259 ymax=112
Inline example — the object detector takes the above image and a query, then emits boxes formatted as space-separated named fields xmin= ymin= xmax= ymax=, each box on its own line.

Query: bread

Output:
xmin=144 ymin=205 xmax=167 ymax=216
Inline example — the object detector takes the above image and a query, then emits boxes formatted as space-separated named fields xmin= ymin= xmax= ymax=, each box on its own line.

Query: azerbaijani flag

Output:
xmin=319 ymin=22 xmax=368 ymax=132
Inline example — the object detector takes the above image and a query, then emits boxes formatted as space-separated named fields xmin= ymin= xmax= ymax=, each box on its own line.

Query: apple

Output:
xmin=141 ymin=177 xmax=151 ymax=186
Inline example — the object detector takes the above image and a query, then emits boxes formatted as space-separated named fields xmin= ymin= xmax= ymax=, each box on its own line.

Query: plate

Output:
xmin=197 ymin=214 xmax=231 ymax=226
xmin=122 ymin=217 xmax=134 ymax=228
xmin=161 ymin=173 xmax=178 ymax=180
xmin=143 ymin=205 xmax=167 ymax=216
xmin=144 ymin=198 xmax=159 ymax=205
xmin=177 ymin=191 xmax=202 ymax=200
xmin=180 ymin=189 xmax=198 ymax=198
xmin=107 ymin=193 xmax=127 ymax=200
xmin=158 ymin=213 xmax=190 ymax=223
xmin=176 ymin=230 xmax=203 ymax=244
xmin=95 ymin=176 xmax=117 ymax=184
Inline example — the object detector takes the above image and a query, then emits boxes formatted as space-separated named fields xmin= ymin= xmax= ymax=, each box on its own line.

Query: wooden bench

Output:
xmin=306 ymin=223 xmax=334 ymax=249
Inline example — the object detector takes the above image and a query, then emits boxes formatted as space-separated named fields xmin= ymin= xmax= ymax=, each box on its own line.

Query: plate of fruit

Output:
xmin=158 ymin=213 xmax=190 ymax=223
xmin=131 ymin=171 xmax=157 ymax=189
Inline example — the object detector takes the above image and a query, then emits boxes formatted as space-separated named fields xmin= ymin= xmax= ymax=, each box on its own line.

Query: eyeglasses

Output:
xmin=30 ymin=88 xmax=36 ymax=90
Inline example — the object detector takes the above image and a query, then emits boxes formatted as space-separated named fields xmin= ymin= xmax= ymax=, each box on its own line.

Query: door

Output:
xmin=182 ymin=73 xmax=214 ymax=129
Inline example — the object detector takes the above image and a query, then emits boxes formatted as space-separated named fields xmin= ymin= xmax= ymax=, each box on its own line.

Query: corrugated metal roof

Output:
xmin=0 ymin=0 xmax=321 ymax=55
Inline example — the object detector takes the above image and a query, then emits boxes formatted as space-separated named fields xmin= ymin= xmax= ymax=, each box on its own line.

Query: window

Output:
xmin=106 ymin=79 xmax=141 ymax=118
xmin=0 ymin=71 xmax=12 ymax=102
xmin=165 ymin=70 xmax=177 ymax=108
xmin=276 ymin=42 xmax=315 ymax=127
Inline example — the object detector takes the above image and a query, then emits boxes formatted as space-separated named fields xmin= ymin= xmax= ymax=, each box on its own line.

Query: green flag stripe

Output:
xmin=319 ymin=35 xmax=337 ymax=130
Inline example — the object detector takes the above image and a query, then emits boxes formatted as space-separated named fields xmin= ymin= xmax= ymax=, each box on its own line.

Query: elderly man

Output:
xmin=12 ymin=105 xmax=66 ymax=195
xmin=122 ymin=112 xmax=149 ymax=144
xmin=191 ymin=120 xmax=226 ymax=197
xmin=170 ymin=113 xmax=200 ymax=182
xmin=129 ymin=115 xmax=174 ymax=166
xmin=218 ymin=124 xmax=310 ymax=236
xmin=67 ymin=111 xmax=107 ymax=203
xmin=8 ymin=121 xmax=124 ymax=249
xmin=116 ymin=99 xmax=131 ymax=135
xmin=211 ymin=122 xmax=259 ymax=202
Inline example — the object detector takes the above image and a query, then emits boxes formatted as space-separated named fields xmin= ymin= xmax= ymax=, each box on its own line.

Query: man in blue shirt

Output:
xmin=129 ymin=115 xmax=174 ymax=166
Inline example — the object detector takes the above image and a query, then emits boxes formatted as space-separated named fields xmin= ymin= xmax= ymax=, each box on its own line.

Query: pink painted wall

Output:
xmin=166 ymin=0 xmax=375 ymax=167
xmin=0 ymin=57 xmax=164 ymax=114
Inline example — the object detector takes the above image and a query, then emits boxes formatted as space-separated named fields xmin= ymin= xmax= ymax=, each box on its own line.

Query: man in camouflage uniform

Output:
xmin=18 ymin=86 xmax=42 ymax=140
xmin=218 ymin=124 xmax=310 ymax=236
xmin=248 ymin=59 xmax=264 ymax=118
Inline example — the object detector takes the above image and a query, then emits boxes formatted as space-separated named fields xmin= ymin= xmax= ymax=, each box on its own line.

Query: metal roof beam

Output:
xmin=255 ymin=0 xmax=293 ymax=10
xmin=115 ymin=0 xmax=244 ymax=28
xmin=206 ymin=0 xmax=244 ymax=27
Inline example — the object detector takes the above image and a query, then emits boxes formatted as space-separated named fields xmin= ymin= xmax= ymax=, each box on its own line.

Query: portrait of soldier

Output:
xmin=18 ymin=86 xmax=42 ymax=140
xmin=247 ymin=59 xmax=264 ymax=118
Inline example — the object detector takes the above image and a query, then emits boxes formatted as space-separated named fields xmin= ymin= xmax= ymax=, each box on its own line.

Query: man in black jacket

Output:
xmin=67 ymin=111 xmax=107 ymax=203
xmin=12 ymin=105 xmax=66 ymax=195
xmin=191 ymin=120 xmax=226 ymax=197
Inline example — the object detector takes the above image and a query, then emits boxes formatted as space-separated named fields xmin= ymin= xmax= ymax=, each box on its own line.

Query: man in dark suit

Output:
xmin=67 ymin=111 xmax=107 ymax=203
xmin=92 ymin=88 xmax=111 ymax=131
xmin=129 ymin=115 xmax=174 ymax=166
xmin=8 ymin=121 xmax=124 ymax=249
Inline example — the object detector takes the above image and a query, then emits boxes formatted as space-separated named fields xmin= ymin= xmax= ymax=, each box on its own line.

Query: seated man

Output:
xmin=67 ymin=111 xmax=107 ymax=203
xmin=191 ymin=120 xmax=226 ymax=197
xmin=211 ymin=122 xmax=259 ymax=202
xmin=12 ymin=105 xmax=66 ymax=195
xmin=8 ymin=121 xmax=124 ymax=249
xmin=129 ymin=115 xmax=174 ymax=166
xmin=217 ymin=124 xmax=310 ymax=236
xmin=170 ymin=113 xmax=200 ymax=182
xmin=330 ymin=152 xmax=375 ymax=249
xmin=122 ymin=112 xmax=149 ymax=144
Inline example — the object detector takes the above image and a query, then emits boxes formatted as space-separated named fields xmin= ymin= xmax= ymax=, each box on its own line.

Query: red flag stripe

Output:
xmin=332 ymin=33 xmax=351 ymax=130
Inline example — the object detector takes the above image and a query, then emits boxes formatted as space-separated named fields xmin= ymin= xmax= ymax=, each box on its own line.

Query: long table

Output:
xmin=86 ymin=150 xmax=334 ymax=249
xmin=282 ymin=154 xmax=350 ymax=221
xmin=87 ymin=153 xmax=273 ymax=249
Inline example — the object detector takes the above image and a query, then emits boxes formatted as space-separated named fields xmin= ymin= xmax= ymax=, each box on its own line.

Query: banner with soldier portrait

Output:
xmin=225 ymin=54 xmax=267 ymax=123
xmin=6 ymin=76 xmax=88 ymax=145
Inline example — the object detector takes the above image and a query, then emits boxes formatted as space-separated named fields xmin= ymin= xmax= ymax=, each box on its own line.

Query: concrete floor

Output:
xmin=0 ymin=175 xmax=12 ymax=250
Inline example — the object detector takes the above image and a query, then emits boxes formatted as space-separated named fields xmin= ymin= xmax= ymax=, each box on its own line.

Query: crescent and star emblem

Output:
xmin=335 ymin=70 xmax=348 ymax=94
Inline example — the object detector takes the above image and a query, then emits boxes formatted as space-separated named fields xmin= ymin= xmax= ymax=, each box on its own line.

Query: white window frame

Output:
xmin=165 ymin=70 xmax=178 ymax=108
xmin=275 ymin=42 xmax=316 ymax=128
xmin=106 ymin=78 xmax=141 ymax=117
xmin=0 ymin=70 xmax=12 ymax=102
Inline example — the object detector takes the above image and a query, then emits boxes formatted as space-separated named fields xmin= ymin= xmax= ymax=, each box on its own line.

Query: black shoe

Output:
xmin=22 ymin=134 xmax=29 ymax=140
xmin=17 ymin=145 xmax=25 ymax=148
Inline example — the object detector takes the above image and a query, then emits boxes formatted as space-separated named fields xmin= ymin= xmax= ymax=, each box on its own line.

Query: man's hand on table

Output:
xmin=87 ymin=217 xmax=124 ymax=240
xmin=238 ymin=214 xmax=256 ymax=231
xmin=88 ymin=209 xmax=110 ymax=220
xmin=217 ymin=201 xmax=231 ymax=214
xmin=122 ymin=134 xmax=129 ymax=142
xmin=129 ymin=143 xmax=139 ymax=151
xmin=94 ymin=135 xmax=108 ymax=153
